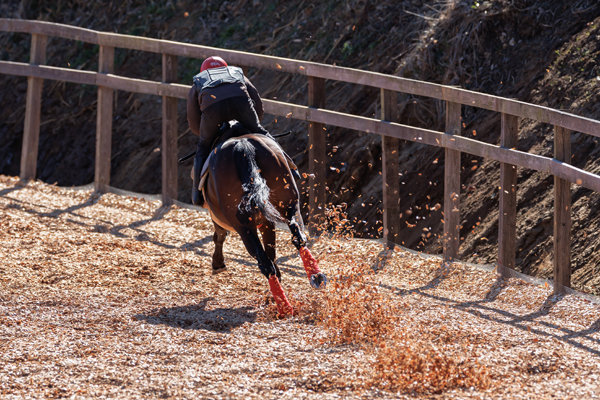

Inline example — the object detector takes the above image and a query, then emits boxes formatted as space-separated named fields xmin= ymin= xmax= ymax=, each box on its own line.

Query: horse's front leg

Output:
xmin=258 ymin=221 xmax=281 ymax=281
xmin=212 ymin=222 xmax=228 ymax=274
xmin=238 ymin=226 xmax=293 ymax=317
xmin=287 ymin=206 xmax=327 ymax=290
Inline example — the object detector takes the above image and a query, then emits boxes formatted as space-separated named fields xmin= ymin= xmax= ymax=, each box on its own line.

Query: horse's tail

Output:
xmin=233 ymin=138 xmax=284 ymax=225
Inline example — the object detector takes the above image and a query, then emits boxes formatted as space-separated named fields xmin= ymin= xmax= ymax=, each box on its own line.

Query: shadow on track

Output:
xmin=0 ymin=184 xmax=265 ymax=269
xmin=376 ymin=261 xmax=600 ymax=357
xmin=134 ymin=297 xmax=256 ymax=333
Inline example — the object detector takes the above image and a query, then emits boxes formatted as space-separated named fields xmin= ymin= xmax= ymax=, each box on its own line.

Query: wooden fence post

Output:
xmin=498 ymin=113 xmax=519 ymax=273
xmin=381 ymin=89 xmax=400 ymax=249
xmin=20 ymin=33 xmax=47 ymax=181
xmin=162 ymin=53 xmax=178 ymax=206
xmin=444 ymin=101 xmax=462 ymax=262
xmin=95 ymin=45 xmax=115 ymax=193
xmin=554 ymin=125 xmax=572 ymax=293
xmin=307 ymin=76 xmax=326 ymax=235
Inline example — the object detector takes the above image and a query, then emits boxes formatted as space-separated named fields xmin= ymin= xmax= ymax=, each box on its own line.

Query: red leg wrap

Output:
xmin=268 ymin=275 xmax=293 ymax=317
xmin=299 ymin=246 xmax=321 ymax=278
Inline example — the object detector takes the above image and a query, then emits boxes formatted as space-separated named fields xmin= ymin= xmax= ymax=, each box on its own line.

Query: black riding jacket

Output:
xmin=186 ymin=66 xmax=264 ymax=136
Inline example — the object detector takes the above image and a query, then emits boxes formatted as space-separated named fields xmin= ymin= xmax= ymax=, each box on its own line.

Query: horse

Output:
xmin=197 ymin=122 xmax=327 ymax=317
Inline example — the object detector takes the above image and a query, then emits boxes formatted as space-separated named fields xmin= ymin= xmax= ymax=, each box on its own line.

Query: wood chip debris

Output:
xmin=0 ymin=175 xmax=599 ymax=399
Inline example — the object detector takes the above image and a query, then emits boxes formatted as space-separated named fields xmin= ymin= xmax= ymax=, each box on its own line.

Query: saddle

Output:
xmin=197 ymin=121 xmax=298 ymax=192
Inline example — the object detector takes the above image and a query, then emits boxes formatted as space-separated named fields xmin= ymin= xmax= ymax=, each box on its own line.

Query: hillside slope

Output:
xmin=0 ymin=0 xmax=599 ymax=293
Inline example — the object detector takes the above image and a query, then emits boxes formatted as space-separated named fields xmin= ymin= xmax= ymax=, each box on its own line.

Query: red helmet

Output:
xmin=200 ymin=56 xmax=228 ymax=72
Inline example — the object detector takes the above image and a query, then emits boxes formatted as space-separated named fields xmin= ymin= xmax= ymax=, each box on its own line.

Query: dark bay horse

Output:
xmin=200 ymin=123 xmax=327 ymax=317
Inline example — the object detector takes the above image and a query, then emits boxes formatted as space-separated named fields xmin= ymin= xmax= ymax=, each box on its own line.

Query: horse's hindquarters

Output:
xmin=206 ymin=202 xmax=236 ymax=232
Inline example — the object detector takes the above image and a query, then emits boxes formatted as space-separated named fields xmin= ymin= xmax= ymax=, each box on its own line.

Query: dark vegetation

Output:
xmin=1 ymin=0 xmax=599 ymax=293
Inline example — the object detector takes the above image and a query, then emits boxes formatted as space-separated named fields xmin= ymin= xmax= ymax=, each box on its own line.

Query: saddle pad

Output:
xmin=197 ymin=152 xmax=213 ymax=192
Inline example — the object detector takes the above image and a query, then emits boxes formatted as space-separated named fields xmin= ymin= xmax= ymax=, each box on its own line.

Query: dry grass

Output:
xmin=0 ymin=175 xmax=600 ymax=399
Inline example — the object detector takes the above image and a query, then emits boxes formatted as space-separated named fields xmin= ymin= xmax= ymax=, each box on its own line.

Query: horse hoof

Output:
xmin=212 ymin=266 xmax=227 ymax=275
xmin=309 ymin=273 xmax=327 ymax=289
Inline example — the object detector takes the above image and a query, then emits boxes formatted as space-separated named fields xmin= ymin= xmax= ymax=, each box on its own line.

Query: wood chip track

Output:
xmin=0 ymin=175 xmax=599 ymax=399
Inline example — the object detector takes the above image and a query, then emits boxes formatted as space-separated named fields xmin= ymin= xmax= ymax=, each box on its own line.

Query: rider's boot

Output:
xmin=192 ymin=152 xmax=206 ymax=207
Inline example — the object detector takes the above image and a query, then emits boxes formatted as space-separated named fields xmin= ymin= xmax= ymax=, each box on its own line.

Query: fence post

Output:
xmin=444 ymin=101 xmax=462 ymax=262
xmin=20 ymin=33 xmax=47 ymax=181
xmin=95 ymin=45 xmax=115 ymax=193
xmin=554 ymin=125 xmax=572 ymax=293
xmin=162 ymin=53 xmax=178 ymax=207
xmin=498 ymin=113 xmax=519 ymax=274
xmin=307 ymin=76 xmax=326 ymax=235
xmin=381 ymin=89 xmax=400 ymax=249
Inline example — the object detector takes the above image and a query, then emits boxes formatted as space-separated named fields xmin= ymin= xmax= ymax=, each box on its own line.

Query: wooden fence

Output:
xmin=2 ymin=19 xmax=600 ymax=294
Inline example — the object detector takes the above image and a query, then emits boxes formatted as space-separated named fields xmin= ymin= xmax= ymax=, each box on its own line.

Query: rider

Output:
xmin=187 ymin=56 xmax=269 ymax=207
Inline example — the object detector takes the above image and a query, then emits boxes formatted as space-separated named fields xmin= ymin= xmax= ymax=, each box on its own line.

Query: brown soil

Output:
xmin=1 ymin=176 xmax=599 ymax=398
xmin=1 ymin=1 xmax=600 ymax=294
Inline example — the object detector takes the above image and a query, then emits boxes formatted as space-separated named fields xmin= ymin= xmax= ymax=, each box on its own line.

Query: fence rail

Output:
xmin=2 ymin=19 xmax=599 ymax=135
xmin=1 ymin=18 xmax=599 ymax=294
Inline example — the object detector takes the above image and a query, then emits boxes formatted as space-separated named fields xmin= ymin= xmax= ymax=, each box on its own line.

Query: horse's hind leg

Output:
xmin=212 ymin=222 xmax=228 ymax=274
xmin=238 ymin=227 xmax=293 ymax=317
xmin=286 ymin=203 xmax=328 ymax=289
xmin=258 ymin=221 xmax=281 ymax=281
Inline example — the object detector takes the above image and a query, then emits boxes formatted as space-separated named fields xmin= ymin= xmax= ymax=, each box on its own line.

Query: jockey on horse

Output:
xmin=186 ymin=57 xmax=325 ymax=317
xmin=187 ymin=56 xmax=298 ymax=207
